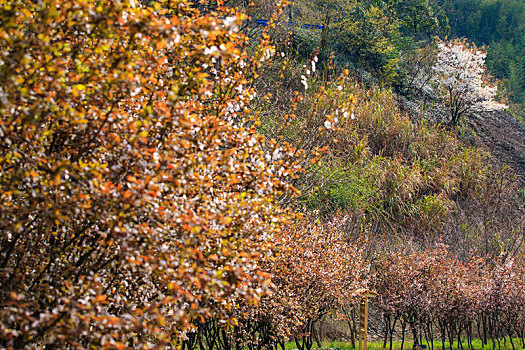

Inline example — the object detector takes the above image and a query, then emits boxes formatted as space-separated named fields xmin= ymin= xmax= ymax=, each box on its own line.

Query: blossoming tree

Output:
xmin=432 ymin=39 xmax=498 ymax=126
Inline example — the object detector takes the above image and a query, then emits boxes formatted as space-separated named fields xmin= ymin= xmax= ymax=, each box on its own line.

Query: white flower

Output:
xmin=223 ymin=16 xmax=239 ymax=32
xmin=301 ymin=75 xmax=308 ymax=90
xmin=204 ymin=46 xmax=218 ymax=56
xmin=223 ymin=16 xmax=236 ymax=27
xmin=337 ymin=85 xmax=343 ymax=91
xmin=324 ymin=120 xmax=332 ymax=129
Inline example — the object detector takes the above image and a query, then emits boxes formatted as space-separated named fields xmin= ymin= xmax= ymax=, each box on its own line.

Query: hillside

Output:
xmin=469 ymin=109 xmax=525 ymax=184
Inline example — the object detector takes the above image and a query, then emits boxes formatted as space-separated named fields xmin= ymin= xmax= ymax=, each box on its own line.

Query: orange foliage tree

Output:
xmin=266 ymin=215 xmax=368 ymax=350
xmin=178 ymin=214 xmax=368 ymax=350
xmin=0 ymin=0 xmax=300 ymax=347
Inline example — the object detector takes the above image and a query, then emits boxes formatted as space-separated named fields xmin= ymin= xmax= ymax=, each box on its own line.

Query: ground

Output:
xmin=468 ymin=109 xmax=525 ymax=185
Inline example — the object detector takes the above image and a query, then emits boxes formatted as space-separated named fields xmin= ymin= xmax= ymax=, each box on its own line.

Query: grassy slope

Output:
xmin=286 ymin=338 xmax=524 ymax=350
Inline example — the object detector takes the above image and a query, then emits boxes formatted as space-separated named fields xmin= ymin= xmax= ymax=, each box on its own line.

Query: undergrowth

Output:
xmin=254 ymin=53 xmax=522 ymax=254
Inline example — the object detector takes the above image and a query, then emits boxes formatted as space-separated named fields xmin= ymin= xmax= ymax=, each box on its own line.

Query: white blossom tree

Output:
xmin=432 ymin=39 xmax=498 ymax=126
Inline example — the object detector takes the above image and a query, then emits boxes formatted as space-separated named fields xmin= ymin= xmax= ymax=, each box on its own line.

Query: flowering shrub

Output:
xmin=0 ymin=0 xmax=300 ymax=347
xmin=1 ymin=0 xmax=524 ymax=349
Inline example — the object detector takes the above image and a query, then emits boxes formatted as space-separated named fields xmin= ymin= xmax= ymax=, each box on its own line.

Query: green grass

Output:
xmin=285 ymin=338 xmax=525 ymax=350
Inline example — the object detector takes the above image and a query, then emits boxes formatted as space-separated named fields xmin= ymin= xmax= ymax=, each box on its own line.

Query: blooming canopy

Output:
xmin=432 ymin=39 xmax=498 ymax=126
xmin=0 ymin=0 xmax=299 ymax=348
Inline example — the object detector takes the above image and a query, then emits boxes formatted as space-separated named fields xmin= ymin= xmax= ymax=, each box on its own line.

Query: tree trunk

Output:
xmin=458 ymin=325 xmax=464 ymax=350
xmin=343 ymin=305 xmax=357 ymax=349
xmin=401 ymin=320 xmax=407 ymax=350
xmin=383 ymin=315 xmax=390 ymax=350
xmin=313 ymin=319 xmax=322 ymax=348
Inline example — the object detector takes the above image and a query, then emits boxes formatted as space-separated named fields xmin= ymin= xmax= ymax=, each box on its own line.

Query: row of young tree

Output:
xmin=375 ymin=247 xmax=525 ymax=350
